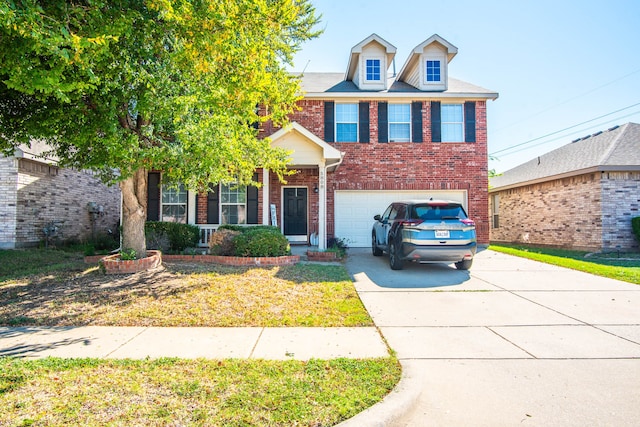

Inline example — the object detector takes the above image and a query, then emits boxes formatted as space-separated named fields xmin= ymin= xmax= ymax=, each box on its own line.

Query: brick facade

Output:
xmin=0 ymin=155 xmax=121 ymax=249
xmin=490 ymin=172 xmax=640 ymax=251
xmin=601 ymin=171 xmax=640 ymax=250
xmin=286 ymin=99 xmax=490 ymax=244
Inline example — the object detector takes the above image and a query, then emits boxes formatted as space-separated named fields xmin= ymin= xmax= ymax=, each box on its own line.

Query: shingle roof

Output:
xmin=297 ymin=72 xmax=497 ymax=98
xmin=490 ymin=122 xmax=640 ymax=190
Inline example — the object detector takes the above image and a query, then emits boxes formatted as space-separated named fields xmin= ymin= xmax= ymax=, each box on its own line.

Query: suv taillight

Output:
xmin=399 ymin=219 xmax=424 ymax=226
xmin=460 ymin=218 xmax=475 ymax=226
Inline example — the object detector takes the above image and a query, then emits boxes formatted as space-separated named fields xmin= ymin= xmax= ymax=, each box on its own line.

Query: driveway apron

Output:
xmin=346 ymin=248 xmax=640 ymax=426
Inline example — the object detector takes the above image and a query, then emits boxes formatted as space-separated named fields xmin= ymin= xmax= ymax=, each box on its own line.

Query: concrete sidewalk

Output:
xmin=0 ymin=326 xmax=389 ymax=360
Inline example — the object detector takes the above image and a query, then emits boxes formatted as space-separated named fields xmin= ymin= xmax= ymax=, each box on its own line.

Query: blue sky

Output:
xmin=291 ymin=0 xmax=640 ymax=173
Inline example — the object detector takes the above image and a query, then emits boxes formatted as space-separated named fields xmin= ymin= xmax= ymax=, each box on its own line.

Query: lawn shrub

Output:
xmin=209 ymin=229 xmax=241 ymax=255
xmin=632 ymin=216 xmax=640 ymax=244
xmin=145 ymin=222 xmax=200 ymax=252
xmin=233 ymin=227 xmax=290 ymax=257
xmin=218 ymin=225 xmax=281 ymax=233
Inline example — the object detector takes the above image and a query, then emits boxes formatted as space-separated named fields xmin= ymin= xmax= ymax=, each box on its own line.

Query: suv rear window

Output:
xmin=412 ymin=204 xmax=468 ymax=221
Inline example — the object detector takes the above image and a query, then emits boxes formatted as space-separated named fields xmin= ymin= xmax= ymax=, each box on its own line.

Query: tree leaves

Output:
xmin=0 ymin=0 xmax=320 ymax=186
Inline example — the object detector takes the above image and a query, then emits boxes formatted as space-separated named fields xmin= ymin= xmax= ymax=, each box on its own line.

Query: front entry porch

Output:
xmin=188 ymin=122 xmax=343 ymax=250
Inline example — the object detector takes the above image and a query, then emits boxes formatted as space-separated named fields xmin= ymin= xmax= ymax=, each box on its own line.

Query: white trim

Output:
xmin=318 ymin=162 xmax=327 ymax=250
xmin=262 ymin=168 xmax=270 ymax=225
xmin=187 ymin=190 xmax=196 ymax=224
xmin=301 ymin=92 xmax=499 ymax=100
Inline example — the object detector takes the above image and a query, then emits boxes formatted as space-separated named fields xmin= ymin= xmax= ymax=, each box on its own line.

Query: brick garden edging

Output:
xmin=100 ymin=250 xmax=162 ymax=274
xmin=162 ymin=254 xmax=299 ymax=266
xmin=86 ymin=253 xmax=300 ymax=267
xmin=306 ymin=251 xmax=340 ymax=261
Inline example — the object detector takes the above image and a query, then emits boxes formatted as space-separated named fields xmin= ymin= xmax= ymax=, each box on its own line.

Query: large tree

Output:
xmin=0 ymin=0 xmax=319 ymax=255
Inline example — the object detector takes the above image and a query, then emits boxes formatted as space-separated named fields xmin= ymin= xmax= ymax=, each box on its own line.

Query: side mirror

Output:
xmin=374 ymin=214 xmax=381 ymax=221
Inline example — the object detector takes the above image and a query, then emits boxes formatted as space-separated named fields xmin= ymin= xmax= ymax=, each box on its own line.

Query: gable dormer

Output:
xmin=396 ymin=34 xmax=457 ymax=91
xmin=345 ymin=34 xmax=396 ymax=91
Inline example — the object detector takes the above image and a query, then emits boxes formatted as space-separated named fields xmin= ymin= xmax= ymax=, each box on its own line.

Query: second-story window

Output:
xmin=426 ymin=60 xmax=441 ymax=82
xmin=388 ymin=104 xmax=411 ymax=142
xmin=441 ymin=104 xmax=464 ymax=142
xmin=366 ymin=59 xmax=381 ymax=81
xmin=335 ymin=103 xmax=358 ymax=142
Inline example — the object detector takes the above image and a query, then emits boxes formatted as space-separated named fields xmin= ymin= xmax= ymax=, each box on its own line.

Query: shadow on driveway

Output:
xmin=345 ymin=248 xmax=471 ymax=289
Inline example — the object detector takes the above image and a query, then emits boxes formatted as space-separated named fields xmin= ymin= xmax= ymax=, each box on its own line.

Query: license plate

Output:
xmin=435 ymin=230 xmax=450 ymax=238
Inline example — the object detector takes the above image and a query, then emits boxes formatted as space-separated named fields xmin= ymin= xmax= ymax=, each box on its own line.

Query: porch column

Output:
xmin=318 ymin=161 xmax=327 ymax=250
xmin=187 ymin=190 xmax=196 ymax=224
xmin=262 ymin=168 xmax=270 ymax=225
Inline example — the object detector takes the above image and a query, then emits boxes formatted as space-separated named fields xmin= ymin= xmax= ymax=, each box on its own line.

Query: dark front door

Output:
xmin=283 ymin=187 xmax=307 ymax=239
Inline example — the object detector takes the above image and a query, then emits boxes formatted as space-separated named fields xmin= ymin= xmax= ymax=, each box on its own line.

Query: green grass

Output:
xmin=0 ymin=251 xmax=372 ymax=327
xmin=0 ymin=249 xmax=86 ymax=281
xmin=0 ymin=249 xmax=400 ymax=424
xmin=0 ymin=357 xmax=401 ymax=426
xmin=490 ymin=244 xmax=640 ymax=285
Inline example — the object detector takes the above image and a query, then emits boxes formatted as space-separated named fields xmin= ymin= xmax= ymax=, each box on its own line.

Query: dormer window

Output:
xmin=426 ymin=60 xmax=441 ymax=82
xmin=366 ymin=59 xmax=381 ymax=81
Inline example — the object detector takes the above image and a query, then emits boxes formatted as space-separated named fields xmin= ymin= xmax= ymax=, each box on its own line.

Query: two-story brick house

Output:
xmin=147 ymin=34 xmax=498 ymax=250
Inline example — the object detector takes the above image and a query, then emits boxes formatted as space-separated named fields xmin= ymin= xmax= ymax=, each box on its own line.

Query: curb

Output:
xmin=336 ymin=360 xmax=423 ymax=427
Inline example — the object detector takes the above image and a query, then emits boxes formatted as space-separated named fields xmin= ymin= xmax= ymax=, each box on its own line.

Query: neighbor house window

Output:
xmin=388 ymin=104 xmax=411 ymax=142
xmin=365 ymin=59 xmax=381 ymax=81
xmin=221 ymin=183 xmax=247 ymax=224
xmin=161 ymin=183 xmax=187 ymax=223
xmin=426 ymin=60 xmax=441 ymax=82
xmin=441 ymin=104 xmax=464 ymax=142
xmin=491 ymin=194 xmax=500 ymax=229
xmin=335 ymin=103 xmax=358 ymax=142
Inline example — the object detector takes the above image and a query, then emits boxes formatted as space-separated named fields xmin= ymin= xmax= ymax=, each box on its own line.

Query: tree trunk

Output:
xmin=119 ymin=168 xmax=148 ymax=257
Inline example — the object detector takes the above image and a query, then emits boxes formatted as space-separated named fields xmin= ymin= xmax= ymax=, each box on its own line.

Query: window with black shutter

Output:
xmin=378 ymin=102 xmax=388 ymax=143
xmin=324 ymin=101 xmax=334 ymax=142
xmin=431 ymin=101 xmax=441 ymax=142
xmin=147 ymin=172 xmax=161 ymax=221
xmin=464 ymin=101 xmax=476 ymax=143
xmin=247 ymin=173 xmax=259 ymax=224
xmin=411 ymin=101 xmax=423 ymax=143
xmin=359 ymin=101 xmax=370 ymax=143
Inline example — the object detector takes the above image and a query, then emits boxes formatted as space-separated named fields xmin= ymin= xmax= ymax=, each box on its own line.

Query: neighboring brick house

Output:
xmin=0 ymin=141 xmax=121 ymax=249
xmin=147 ymin=34 xmax=498 ymax=249
xmin=489 ymin=122 xmax=640 ymax=251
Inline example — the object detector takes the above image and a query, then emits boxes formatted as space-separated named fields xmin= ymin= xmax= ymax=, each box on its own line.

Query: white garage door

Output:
xmin=334 ymin=190 xmax=467 ymax=247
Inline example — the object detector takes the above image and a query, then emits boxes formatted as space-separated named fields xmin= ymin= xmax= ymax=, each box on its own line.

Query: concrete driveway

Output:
xmin=346 ymin=248 xmax=640 ymax=426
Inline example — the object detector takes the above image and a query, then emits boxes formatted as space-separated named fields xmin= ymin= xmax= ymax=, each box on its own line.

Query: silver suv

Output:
xmin=372 ymin=200 xmax=477 ymax=270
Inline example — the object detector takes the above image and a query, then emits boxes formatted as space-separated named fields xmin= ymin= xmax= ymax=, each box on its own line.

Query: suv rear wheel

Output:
xmin=455 ymin=259 xmax=473 ymax=270
xmin=389 ymin=241 xmax=404 ymax=270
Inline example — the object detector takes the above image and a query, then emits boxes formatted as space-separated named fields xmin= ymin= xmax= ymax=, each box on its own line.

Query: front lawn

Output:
xmin=0 ymin=249 xmax=372 ymax=327
xmin=0 ymin=248 xmax=398 ymax=426
xmin=490 ymin=244 xmax=640 ymax=285
xmin=0 ymin=357 xmax=401 ymax=426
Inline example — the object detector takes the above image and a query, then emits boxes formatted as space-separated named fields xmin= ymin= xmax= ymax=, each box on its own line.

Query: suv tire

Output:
xmin=372 ymin=233 xmax=383 ymax=256
xmin=389 ymin=241 xmax=404 ymax=270
xmin=455 ymin=259 xmax=473 ymax=270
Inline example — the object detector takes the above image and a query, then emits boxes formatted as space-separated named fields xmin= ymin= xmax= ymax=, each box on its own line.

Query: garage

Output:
xmin=334 ymin=190 xmax=468 ymax=247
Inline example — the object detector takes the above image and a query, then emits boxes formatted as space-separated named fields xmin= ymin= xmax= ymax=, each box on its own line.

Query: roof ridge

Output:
xmin=599 ymin=123 xmax=628 ymax=165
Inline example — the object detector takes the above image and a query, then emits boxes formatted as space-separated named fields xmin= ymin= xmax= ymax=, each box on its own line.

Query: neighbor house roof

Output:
xmin=490 ymin=122 xmax=640 ymax=191
xmin=298 ymin=72 xmax=498 ymax=100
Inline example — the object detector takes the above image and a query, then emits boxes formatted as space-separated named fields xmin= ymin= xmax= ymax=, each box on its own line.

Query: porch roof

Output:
xmin=269 ymin=122 xmax=344 ymax=170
